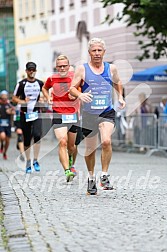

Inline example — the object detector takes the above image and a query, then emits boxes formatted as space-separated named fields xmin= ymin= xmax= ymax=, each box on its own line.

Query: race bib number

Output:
xmin=0 ymin=119 xmax=9 ymax=127
xmin=25 ymin=111 xmax=38 ymax=122
xmin=62 ymin=114 xmax=77 ymax=123
xmin=91 ymin=95 xmax=108 ymax=109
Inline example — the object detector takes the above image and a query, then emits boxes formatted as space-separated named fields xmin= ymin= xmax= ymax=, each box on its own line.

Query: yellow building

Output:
xmin=13 ymin=0 xmax=54 ymax=80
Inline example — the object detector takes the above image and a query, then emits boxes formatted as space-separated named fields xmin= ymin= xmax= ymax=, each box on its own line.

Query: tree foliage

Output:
xmin=102 ymin=0 xmax=167 ymax=60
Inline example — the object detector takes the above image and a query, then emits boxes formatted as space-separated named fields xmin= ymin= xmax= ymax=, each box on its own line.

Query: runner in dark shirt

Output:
xmin=12 ymin=62 xmax=44 ymax=173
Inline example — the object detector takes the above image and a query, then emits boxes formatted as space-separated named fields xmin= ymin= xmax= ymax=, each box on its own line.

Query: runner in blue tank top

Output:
xmin=70 ymin=37 xmax=126 ymax=195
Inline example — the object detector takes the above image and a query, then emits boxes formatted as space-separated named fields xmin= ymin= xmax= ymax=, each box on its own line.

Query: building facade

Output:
xmin=13 ymin=0 xmax=167 ymax=107
xmin=0 ymin=0 xmax=17 ymax=93
xmin=13 ymin=0 xmax=54 ymax=80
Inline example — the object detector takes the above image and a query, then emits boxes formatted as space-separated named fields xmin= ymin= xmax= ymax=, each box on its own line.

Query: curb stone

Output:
xmin=0 ymin=171 xmax=32 ymax=252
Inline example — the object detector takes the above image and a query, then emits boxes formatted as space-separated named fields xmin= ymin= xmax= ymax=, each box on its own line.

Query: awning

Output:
xmin=131 ymin=65 xmax=167 ymax=82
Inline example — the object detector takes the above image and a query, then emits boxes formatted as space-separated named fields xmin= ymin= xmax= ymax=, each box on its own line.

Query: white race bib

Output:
xmin=91 ymin=95 xmax=108 ymax=109
xmin=0 ymin=119 xmax=9 ymax=127
xmin=62 ymin=114 xmax=77 ymax=123
xmin=25 ymin=111 xmax=38 ymax=122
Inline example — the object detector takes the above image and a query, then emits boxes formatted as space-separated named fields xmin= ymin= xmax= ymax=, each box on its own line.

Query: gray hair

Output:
xmin=88 ymin=38 xmax=106 ymax=51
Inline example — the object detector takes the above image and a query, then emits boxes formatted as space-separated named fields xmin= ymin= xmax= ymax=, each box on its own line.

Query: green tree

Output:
xmin=102 ymin=0 xmax=167 ymax=60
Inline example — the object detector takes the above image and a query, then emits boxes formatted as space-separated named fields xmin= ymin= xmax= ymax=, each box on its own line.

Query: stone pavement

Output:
xmin=0 ymin=130 xmax=167 ymax=252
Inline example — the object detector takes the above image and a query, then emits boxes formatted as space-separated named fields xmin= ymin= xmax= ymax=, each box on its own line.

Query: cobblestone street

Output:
xmin=0 ymin=131 xmax=167 ymax=252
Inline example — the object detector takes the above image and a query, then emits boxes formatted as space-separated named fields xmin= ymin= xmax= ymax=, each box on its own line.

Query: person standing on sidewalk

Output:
xmin=0 ymin=90 xmax=15 ymax=160
xmin=42 ymin=55 xmax=80 ymax=182
xmin=12 ymin=62 xmax=44 ymax=173
xmin=70 ymin=38 xmax=126 ymax=194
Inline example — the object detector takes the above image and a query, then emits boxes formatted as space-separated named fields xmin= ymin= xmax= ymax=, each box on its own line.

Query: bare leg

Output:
xmin=16 ymin=128 xmax=24 ymax=154
xmin=0 ymin=132 xmax=5 ymax=148
xmin=84 ymin=134 xmax=98 ymax=177
xmin=54 ymin=127 xmax=69 ymax=170
xmin=18 ymin=141 xmax=24 ymax=154
xmin=99 ymin=121 xmax=115 ymax=172
xmin=0 ymin=140 xmax=3 ymax=151
xmin=3 ymin=136 xmax=10 ymax=155
xmin=72 ymin=146 xmax=77 ymax=165
xmin=24 ymin=145 xmax=31 ymax=161
xmin=33 ymin=142 xmax=40 ymax=160
xmin=0 ymin=132 xmax=9 ymax=156
xmin=67 ymin=131 xmax=77 ymax=165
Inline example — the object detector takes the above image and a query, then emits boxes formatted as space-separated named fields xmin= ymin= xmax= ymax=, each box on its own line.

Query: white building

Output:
xmin=13 ymin=0 xmax=167 ymax=106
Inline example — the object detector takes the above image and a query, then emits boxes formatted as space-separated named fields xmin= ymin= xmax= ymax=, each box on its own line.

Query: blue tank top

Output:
xmin=81 ymin=62 xmax=113 ymax=114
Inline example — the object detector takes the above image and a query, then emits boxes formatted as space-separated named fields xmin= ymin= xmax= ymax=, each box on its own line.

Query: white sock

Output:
xmin=88 ymin=174 xmax=95 ymax=181
xmin=101 ymin=172 xmax=108 ymax=177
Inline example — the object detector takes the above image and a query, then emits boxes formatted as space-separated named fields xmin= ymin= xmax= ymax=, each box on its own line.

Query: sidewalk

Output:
xmin=0 ymin=130 xmax=167 ymax=252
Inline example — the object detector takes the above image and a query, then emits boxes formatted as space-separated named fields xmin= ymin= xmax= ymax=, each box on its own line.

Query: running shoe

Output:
xmin=33 ymin=161 xmax=40 ymax=172
xmin=87 ymin=178 xmax=97 ymax=195
xmin=65 ymin=169 xmax=75 ymax=182
xmin=70 ymin=166 xmax=77 ymax=176
xmin=100 ymin=175 xmax=113 ymax=190
xmin=26 ymin=167 xmax=32 ymax=173
xmin=3 ymin=153 xmax=7 ymax=160
xmin=69 ymin=155 xmax=73 ymax=168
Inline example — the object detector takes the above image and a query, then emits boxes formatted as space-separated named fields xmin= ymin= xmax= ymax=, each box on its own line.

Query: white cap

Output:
xmin=0 ymin=90 xmax=8 ymax=96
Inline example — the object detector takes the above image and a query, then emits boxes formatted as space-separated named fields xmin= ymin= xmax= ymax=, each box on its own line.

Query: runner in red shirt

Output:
xmin=42 ymin=55 xmax=80 ymax=182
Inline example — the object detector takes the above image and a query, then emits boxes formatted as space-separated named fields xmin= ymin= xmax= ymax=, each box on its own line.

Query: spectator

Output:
xmin=134 ymin=93 xmax=153 ymax=151
xmin=154 ymin=96 xmax=167 ymax=118
xmin=0 ymin=90 xmax=15 ymax=159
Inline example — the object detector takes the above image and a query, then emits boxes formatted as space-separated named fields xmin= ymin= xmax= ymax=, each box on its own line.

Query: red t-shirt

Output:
xmin=44 ymin=72 xmax=79 ymax=114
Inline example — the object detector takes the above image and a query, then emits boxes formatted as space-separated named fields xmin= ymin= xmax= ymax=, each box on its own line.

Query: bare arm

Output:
xmin=70 ymin=65 xmax=84 ymax=97
xmin=6 ymin=107 xmax=15 ymax=115
xmin=70 ymin=65 xmax=93 ymax=103
xmin=12 ymin=95 xmax=29 ymax=104
xmin=111 ymin=64 xmax=126 ymax=109
xmin=42 ymin=86 xmax=53 ymax=104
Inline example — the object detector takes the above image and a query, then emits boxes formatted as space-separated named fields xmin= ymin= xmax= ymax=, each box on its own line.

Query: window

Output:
xmin=106 ymin=5 xmax=113 ymax=19
xmin=81 ymin=12 xmax=87 ymax=23
xmin=18 ymin=0 xmax=23 ymax=20
xmin=51 ymin=20 xmax=56 ymax=34
xmin=60 ymin=0 xmax=64 ymax=11
xmin=25 ymin=0 xmax=29 ymax=19
xmin=48 ymin=0 xmax=54 ymax=14
xmin=60 ymin=18 xmax=65 ymax=33
xmin=31 ymin=0 xmax=36 ymax=17
xmin=49 ymin=0 xmax=55 ymax=14
xmin=93 ymin=8 xmax=100 ymax=26
xmin=69 ymin=0 xmax=74 ymax=8
xmin=69 ymin=15 xmax=75 ymax=31
xmin=81 ymin=0 xmax=87 ymax=5
xmin=39 ymin=0 xmax=45 ymax=15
